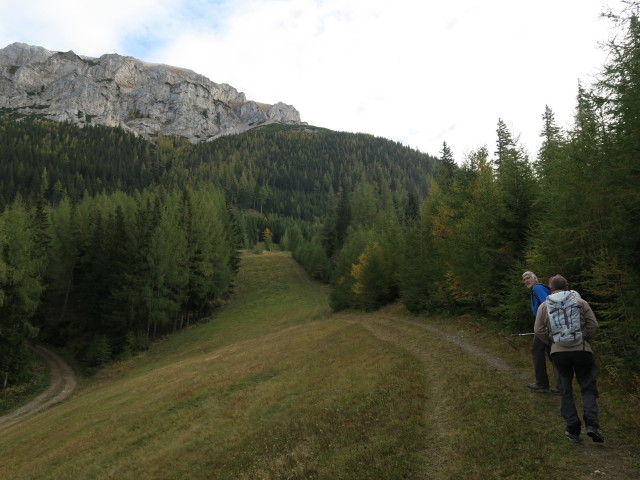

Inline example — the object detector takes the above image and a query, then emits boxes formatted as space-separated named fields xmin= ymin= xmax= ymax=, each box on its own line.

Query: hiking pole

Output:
xmin=507 ymin=332 xmax=534 ymax=350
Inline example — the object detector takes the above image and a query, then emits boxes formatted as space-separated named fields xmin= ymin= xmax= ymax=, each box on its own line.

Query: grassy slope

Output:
xmin=1 ymin=251 xmax=639 ymax=479
xmin=342 ymin=308 xmax=640 ymax=479
xmin=0 ymin=253 xmax=426 ymax=479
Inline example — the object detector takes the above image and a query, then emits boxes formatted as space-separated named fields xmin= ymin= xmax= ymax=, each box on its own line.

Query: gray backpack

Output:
xmin=547 ymin=292 xmax=583 ymax=347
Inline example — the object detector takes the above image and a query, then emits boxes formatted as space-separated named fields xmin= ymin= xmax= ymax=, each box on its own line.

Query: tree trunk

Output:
xmin=58 ymin=271 xmax=73 ymax=324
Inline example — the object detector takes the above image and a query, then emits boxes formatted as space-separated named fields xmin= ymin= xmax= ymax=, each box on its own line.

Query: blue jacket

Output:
xmin=530 ymin=283 xmax=550 ymax=316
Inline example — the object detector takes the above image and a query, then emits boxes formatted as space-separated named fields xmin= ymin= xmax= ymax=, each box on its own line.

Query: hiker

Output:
xmin=534 ymin=274 xmax=604 ymax=443
xmin=549 ymin=274 xmax=581 ymax=300
xmin=522 ymin=271 xmax=560 ymax=393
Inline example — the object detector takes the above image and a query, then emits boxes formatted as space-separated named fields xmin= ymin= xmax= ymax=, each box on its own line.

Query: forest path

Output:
xmin=348 ymin=307 xmax=639 ymax=480
xmin=0 ymin=345 xmax=77 ymax=430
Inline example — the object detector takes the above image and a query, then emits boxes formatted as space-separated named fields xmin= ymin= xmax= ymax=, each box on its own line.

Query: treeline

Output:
xmin=290 ymin=5 xmax=640 ymax=379
xmin=1 ymin=186 xmax=240 ymax=382
xmin=187 ymin=127 xmax=436 ymax=220
xmin=0 ymin=120 xmax=438 ymax=221
xmin=0 ymin=119 xmax=155 ymax=208
xmin=0 ymin=116 xmax=434 ymax=384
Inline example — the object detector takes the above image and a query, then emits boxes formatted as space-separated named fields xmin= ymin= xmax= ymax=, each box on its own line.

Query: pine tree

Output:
xmin=0 ymin=200 xmax=45 ymax=388
xmin=494 ymin=118 xmax=515 ymax=168
xmin=597 ymin=2 xmax=640 ymax=281
xmin=439 ymin=141 xmax=456 ymax=186
xmin=582 ymin=2 xmax=640 ymax=372
xmin=494 ymin=123 xmax=536 ymax=275
xmin=443 ymin=147 xmax=505 ymax=309
xmin=320 ymin=187 xmax=351 ymax=258
xmin=537 ymin=106 xmax=565 ymax=176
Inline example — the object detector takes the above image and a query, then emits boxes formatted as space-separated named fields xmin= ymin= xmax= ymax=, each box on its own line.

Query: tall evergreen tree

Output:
xmin=320 ymin=187 xmax=351 ymax=258
xmin=444 ymin=147 xmax=504 ymax=309
xmin=0 ymin=200 xmax=45 ymax=388
xmin=583 ymin=1 xmax=640 ymax=371
xmin=494 ymin=122 xmax=536 ymax=274
xmin=525 ymin=83 xmax=608 ymax=286
xmin=597 ymin=1 xmax=640 ymax=279
xmin=494 ymin=118 xmax=515 ymax=168
xmin=536 ymin=106 xmax=565 ymax=176
xmin=438 ymin=141 xmax=456 ymax=186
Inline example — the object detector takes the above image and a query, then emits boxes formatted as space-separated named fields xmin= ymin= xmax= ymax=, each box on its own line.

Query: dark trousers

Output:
xmin=531 ymin=335 xmax=560 ymax=388
xmin=552 ymin=350 xmax=600 ymax=434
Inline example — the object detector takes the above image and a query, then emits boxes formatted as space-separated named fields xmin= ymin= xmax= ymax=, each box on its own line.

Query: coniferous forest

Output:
xmin=1 ymin=5 xmax=639 ymax=390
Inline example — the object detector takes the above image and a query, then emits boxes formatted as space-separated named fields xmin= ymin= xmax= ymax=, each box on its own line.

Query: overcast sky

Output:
xmin=0 ymin=0 xmax=617 ymax=161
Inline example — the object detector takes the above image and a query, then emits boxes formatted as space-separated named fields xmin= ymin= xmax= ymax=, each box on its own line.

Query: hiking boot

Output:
xmin=527 ymin=383 xmax=549 ymax=392
xmin=587 ymin=426 xmax=605 ymax=443
xmin=549 ymin=388 xmax=560 ymax=394
xmin=565 ymin=430 xmax=581 ymax=443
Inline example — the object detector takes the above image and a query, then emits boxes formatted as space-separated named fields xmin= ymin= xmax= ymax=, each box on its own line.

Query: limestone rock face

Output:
xmin=0 ymin=42 xmax=304 ymax=141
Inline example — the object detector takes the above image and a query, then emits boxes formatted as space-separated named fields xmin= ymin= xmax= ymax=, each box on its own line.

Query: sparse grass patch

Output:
xmin=421 ymin=346 xmax=569 ymax=479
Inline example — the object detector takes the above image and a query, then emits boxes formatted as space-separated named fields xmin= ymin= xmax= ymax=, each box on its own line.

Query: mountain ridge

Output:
xmin=0 ymin=42 xmax=304 ymax=142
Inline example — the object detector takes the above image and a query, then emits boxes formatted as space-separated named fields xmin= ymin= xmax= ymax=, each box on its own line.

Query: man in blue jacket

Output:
xmin=522 ymin=271 xmax=559 ymax=393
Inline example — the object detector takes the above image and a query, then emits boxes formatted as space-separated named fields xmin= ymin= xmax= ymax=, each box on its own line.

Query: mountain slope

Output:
xmin=0 ymin=42 xmax=303 ymax=142
xmin=0 ymin=116 xmax=438 ymax=219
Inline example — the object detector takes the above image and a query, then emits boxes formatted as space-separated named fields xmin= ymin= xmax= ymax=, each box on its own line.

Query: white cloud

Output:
xmin=1 ymin=0 xmax=615 ymax=161
xmin=0 ymin=0 xmax=172 ymax=56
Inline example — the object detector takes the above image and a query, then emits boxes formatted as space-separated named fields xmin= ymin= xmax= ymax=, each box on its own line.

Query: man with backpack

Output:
xmin=534 ymin=274 xmax=604 ymax=443
xmin=522 ymin=271 xmax=559 ymax=393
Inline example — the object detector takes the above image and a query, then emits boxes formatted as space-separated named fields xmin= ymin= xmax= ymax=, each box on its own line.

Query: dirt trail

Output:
xmin=0 ymin=345 xmax=77 ymax=430
xmin=350 ymin=310 xmax=640 ymax=480
xmin=373 ymin=312 xmax=529 ymax=379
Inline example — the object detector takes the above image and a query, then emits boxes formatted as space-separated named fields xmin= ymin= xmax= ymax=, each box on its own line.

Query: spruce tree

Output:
xmin=0 ymin=200 xmax=44 ymax=388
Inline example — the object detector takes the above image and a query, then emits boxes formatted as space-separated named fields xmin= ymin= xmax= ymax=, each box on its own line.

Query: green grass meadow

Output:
xmin=0 ymin=253 xmax=426 ymax=479
xmin=1 ymin=252 xmax=638 ymax=479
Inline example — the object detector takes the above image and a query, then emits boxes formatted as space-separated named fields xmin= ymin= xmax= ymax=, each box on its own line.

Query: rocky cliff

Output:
xmin=0 ymin=42 xmax=304 ymax=141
